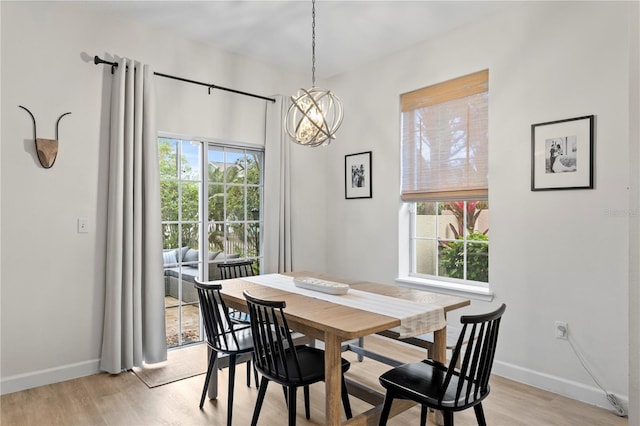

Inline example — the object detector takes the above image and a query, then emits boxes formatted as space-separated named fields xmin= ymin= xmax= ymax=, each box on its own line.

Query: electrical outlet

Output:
xmin=555 ymin=321 xmax=568 ymax=339
xmin=77 ymin=218 xmax=89 ymax=234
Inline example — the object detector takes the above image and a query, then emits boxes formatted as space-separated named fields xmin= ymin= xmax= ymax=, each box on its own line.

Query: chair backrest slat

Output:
xmin=439 ymin=304 xmax=506 ymax=408
xmin=218 ymin=260 xmax=255 ymax=280
xmin=194 ymin=280 xmax=240 ymax=352
xmin=244 ymin=290 xmax=304 ymax=383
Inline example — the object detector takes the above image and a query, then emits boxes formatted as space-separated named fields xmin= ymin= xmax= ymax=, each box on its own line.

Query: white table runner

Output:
xmin=242 ymin=274 xmax=445 ymax=338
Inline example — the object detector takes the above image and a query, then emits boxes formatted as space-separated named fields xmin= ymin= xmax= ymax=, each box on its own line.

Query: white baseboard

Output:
xmin=493 ymin=360 xmax=628 ymax=415
xmin=0 ymin=359 xmax=101 ymax=395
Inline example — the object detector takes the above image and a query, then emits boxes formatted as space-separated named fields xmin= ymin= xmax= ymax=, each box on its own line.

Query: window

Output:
xmin=411 ymin=201 xmax=489 ymax=282
xmin=400 ymin=70 xmax=489 ymax=292
xmin=159 ymin=136 xmax=264 ymax=347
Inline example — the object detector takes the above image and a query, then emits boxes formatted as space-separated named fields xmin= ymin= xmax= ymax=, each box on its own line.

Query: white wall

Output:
xmin=0 ymin=0 xmax=324 ymax=393
xmin=323 ymin=1 xmax=636 ymax=413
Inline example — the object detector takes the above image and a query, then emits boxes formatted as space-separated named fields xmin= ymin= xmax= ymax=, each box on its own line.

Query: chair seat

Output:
xmin=261 ymin=345 xmax=351 ymax=386
xmin=379 ymin=360 xmax=489 ymax=411
xmin=212 ymin=326 xmax=254 ymax=354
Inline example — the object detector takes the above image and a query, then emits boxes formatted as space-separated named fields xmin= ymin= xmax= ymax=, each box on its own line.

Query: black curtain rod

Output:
xmin=93 ymin=56 xmax=275 ymax=103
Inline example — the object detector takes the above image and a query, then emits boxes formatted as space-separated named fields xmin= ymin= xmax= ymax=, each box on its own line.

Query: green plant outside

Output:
xmin=439 ymin=231 xmax=489 ymax=282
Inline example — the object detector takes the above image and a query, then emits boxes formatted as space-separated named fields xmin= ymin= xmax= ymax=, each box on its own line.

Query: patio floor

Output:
xmin=165 ymin=296 xmax=201 ymax=347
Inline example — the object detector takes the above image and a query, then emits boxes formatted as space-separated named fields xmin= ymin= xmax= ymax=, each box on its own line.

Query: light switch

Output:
xmin=77 ymin=218 xmax=89 ymax=233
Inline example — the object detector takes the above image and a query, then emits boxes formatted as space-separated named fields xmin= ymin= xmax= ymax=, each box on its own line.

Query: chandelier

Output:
xmin=284 ymin=0 xmax=343 ymax=147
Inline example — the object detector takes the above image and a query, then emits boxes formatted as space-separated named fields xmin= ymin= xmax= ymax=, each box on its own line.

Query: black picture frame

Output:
xmin=531 ymin=115 xmax=595 ymax=191
xmin=345 ymin=151 xmax=372 ymax=199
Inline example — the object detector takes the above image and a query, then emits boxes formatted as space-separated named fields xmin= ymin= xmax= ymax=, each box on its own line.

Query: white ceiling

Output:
xmin=87 ymin=1 xmax=516 ymax=79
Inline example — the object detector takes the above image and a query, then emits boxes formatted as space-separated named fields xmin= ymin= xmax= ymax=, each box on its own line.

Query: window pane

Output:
xmin=207 ymin=148 xmax=225 ymax=183
xmin=162 ymin=223 xmax=179 ymax=250
xmin=159 ymin=138 xmax=178 ymax=179
xmin=226 ymin=224 xmax=245 ymax=256
xmin=226 ymin=185 xmax=245 ymax=220
xmin=165 ymin=305 xmax=179 ymax=348
xmin=438 ymin=202 xmax=459 ymax=241
xmin=247 ymin=186 xmax=260 ymax=219
xmin=208 ymin=183 xmax=224 ymax=222
xmin=207 ymin=222 xmax=224 ymax=253
xmin=415 ymin=239 xmax=438 ymax=275
xmin=181 ymin=182 xmax=200 ymax=222
xmin=181 ymin=223 xmax=199 ymax=251
xmin=438 ymin=241 xmax=463 ymax=280
xmin=247 ymin=152 xmax=262 ymax=185
xmin=465 ymin=201 xmax=489 ymax=236
xmin=247 ymin=223 xmax=261 ymax=258
xmin=415 ymin=202 xmax=437 ymax=238
xmin=225 ymin=149 xmax=245 ymax=184
xmin=467 ymin=241 xmax=489 ymax=283
xmin=161 ymin=180 xmax=179 ymax=221
xmin=181 ymin=140 xmax=201 ymax=180
xmin=181 ymin=301 xmax=201 ymax=344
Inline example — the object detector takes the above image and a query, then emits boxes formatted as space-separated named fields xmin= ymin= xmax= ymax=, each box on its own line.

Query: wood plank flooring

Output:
xmin=0 ymin=335 xmax=627 ymax=425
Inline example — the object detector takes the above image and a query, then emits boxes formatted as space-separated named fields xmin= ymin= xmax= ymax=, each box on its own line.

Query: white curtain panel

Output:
xmin=100 ymin=58 xmax=167 ymax=374
xmin=263 ymin=95 xmax=293 ymax=273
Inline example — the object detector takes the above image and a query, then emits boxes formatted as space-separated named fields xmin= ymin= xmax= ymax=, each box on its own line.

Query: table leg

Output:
xmin=325 ymin=333 xmax=343 ymax=425
xmin=432 ymin=327 xmax=447 ymax=425
xmin=432 ymin=327 xmax=447 ymax=363
xmin=206 ymin=346 xmax=219 ymax=399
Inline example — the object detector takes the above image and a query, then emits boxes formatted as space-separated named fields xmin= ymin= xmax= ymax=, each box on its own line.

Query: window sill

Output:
xmin=395 ymin=276 xmax=494 ymax=302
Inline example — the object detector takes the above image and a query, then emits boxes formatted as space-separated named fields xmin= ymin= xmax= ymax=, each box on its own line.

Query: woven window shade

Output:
xmin=401 ymin=70 xmax=488 ymax=202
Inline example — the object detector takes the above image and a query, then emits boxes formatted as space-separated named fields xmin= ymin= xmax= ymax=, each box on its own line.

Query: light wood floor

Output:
xmin=0 ymin=336 xmax=627 ymax=426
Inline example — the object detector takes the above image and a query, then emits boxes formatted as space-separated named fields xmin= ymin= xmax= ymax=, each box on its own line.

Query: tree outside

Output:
xmin=159 ymin=138 xmax=262 ymax=259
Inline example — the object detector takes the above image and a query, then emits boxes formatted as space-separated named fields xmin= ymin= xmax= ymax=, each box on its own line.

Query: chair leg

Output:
xmin=341 ymin=375 xmax=353 ymax=419
xmin=443 ymin=410 xmax=454 ymax=426
xmin=199 ymin=349 xmax=217 ymax=409
xmin=304 ymin=385 xmax=310 ymax=419
xmin=246 ymin=358 xmax=251 ymax=387
xmin=474 ymin=403 xmax=487 ymax=426
xmin=251 ymin=377 xmax=270 ymax=426
xmin=420 ymin=405 xmax=428 ymax=426
xmin=378 ymin=393 xmax=394 ymax=426
xmin=227 ymin=354 xmax=237 ymax=426
xmin=287 ymin=386 xmax=297 ymax=426
xmin=251 ymin=353 xmax=259 ymax=388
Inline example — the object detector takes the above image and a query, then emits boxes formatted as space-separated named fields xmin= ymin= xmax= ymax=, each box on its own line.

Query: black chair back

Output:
xmin=243 ymin=290 xmax=303 ymax=383
xmin=217 ymin=259 xmax=255 ymax=280
xmin=194 ymin=280 xmax=241 ymax=352
xmin=440 ymin=303 xmax=506 ymax=407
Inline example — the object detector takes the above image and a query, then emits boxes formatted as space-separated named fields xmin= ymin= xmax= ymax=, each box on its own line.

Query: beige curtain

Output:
xmin=263 ymin=95 xmax=293 ymax=273
xmin=100 ymin=58 xmax=167 ymax=374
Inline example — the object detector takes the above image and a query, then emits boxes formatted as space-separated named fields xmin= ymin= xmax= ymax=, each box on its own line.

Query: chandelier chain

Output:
xmin=311 ymin=0 xmax=316 ymax=87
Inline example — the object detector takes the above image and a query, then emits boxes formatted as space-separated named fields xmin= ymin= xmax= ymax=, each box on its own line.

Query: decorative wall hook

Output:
xmin=19 ymin=105 xmax=71 ymax=169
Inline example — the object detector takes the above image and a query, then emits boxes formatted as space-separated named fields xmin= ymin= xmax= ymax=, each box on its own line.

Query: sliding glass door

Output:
xmin=159 ymin=136 xmax=263 ymax=348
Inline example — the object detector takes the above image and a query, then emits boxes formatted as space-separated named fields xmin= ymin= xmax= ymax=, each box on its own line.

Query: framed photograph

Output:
xmin=531 ymin=115 xmax=594 ymax=191
xmin=345 ymin=151 xmax=372 ymax=199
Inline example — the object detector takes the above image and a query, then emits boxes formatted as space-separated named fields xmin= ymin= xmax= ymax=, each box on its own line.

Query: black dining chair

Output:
xmin=194 ymin=279 xmax=256 ymax=426
xmin=217 ymin=259 xmax=256 ymax=280
xmin=217 ymin=259 xmax=255 ymax=325
xmin=243 ymin=290 xmax=353 ymax=426
xmin=378 ymin=304 xmax=506 ymax=426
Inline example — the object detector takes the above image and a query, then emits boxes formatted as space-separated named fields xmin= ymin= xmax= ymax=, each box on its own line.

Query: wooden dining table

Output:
xmin=215 ymin=271 xmax=470 ymax=425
